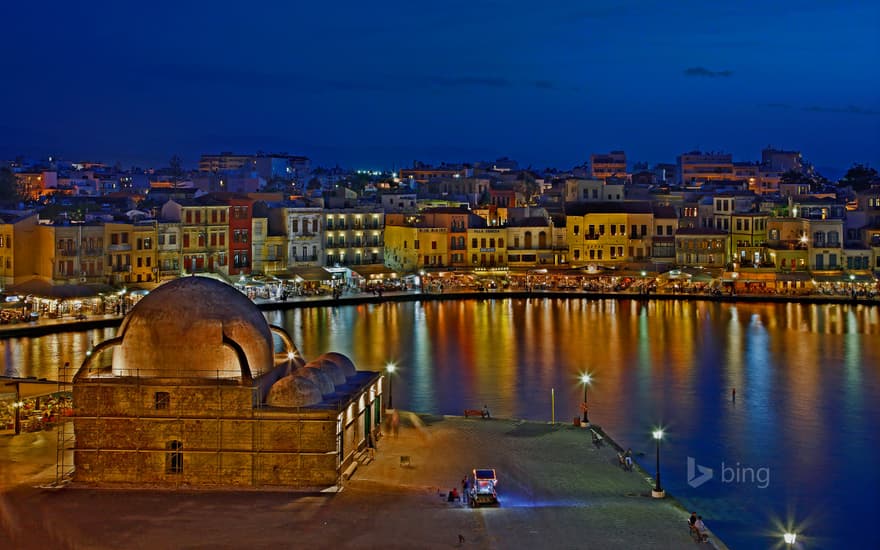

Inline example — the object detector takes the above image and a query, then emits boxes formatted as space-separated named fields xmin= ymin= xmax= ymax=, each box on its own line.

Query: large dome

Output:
xmin=110 ymin=276 xmax=274 ymax=380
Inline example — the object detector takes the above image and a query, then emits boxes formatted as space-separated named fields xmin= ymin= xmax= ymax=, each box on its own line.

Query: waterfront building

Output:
xmin=156 ymin=220 xmax=181 ymax=282
xmin=565 ymin=202 xmax=654 ymax=267
xmin=266 ymin=203 xmax=323 ymax=270
xmin=160 ymin=197 xmax=230 ymax=275
xmin=323 ymin=207 xmax=384 ymax=267
xmin=674 ymin=227 xmax=729 ymax=267
xmin=34 ymin=222 xmax=105 ymax=286
xmin=73 ymin=276 xmax=383 ymax=488
xmin=467 ymin=227 xmax=507 ymax=268
xmin=0 ymin=213 xmax=38 ymax=289
xmin=651 ymin=206 xmax=678 ymax=266
xmin=730 ymin=212 xmax=770 ymax=267
xmin=102 ymin=220 xmax=158 ymax=285
xmin=506 ymin=215 xmax=555 ymax=268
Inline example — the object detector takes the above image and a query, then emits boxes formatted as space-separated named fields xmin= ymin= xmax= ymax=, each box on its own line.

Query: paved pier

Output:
xmin=0 ymin=413 xmax=727 ymax=549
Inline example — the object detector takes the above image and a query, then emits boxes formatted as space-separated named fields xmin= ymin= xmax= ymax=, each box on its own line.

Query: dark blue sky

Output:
xmin=2 ymin=1 xmax=878 ymax=176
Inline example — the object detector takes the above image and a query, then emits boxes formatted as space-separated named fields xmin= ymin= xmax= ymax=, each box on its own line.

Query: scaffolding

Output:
xmin=54 ymin=361 xmax=75 ymax=486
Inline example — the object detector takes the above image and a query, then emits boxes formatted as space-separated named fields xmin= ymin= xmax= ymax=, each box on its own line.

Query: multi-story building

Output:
xmin=766 ymin=218 xmax=810 ymax=272
xmin=590 ymin=151 xmax=627 ymax=180
xmin=564 ymin=179 xmax=625 ymax=202
xmin=730 ymin=213 xmax=770 ymax=267
xmin=160 ymin=197 xmax=230 ymax=275
xmin=0 ymin=213 xmax=39 ymax=289
xmin=15 ymin=171 xmax=57 ymax=200
xmin=383 ymin=224 xmax=447 ymax=272
xmin=677 ymin=152 xmax=735 ymax=185
xmin=157 ymin=221 xmax=181 ymax=282
xmin=211 ymin=194 xmax=254 ymax=276
xmin=198 ymin=152 xmax=253 ymax=173
xmin=103 ymin=221 xmax=158 ymax=285
xmin=652 ymin=206 xmax=678 ymax=265
xmin=565 ymin=202 xmax=654 ymax=266
xmin=35 ymin=223 xmax=105 ymax=285
xmin=467 ymin=227 xmax=506 ymax=268
xmin=674 ymin=228 xmax=729 ymax=267
xmin=506 ymin=217 xmax=555 ymax=268
xmin=761 ymin=147 xmax=803 ymax=173
xmin=398 ymin=167 xmax=470 ymax=183
xmin=323 ymin=208 xmax=384 ymax=267
xmin=268 ymin=204 xmax=323 ymax=269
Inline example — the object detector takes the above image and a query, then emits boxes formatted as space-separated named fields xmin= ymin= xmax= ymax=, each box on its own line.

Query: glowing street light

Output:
xmin=783 ymin=532 xmax=797 ymax=546
xmin=386 ymin=363 xmax=396 ymax=409
xmin=652 ymin=428 xmax=665 ymax=498
xmin=580 ymin=373 xmax=592 ymax=424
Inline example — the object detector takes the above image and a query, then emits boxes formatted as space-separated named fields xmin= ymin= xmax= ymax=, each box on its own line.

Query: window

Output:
xmin=573 ymin=225 xmax=580 ymax=236
xmin=166 ymin=440 xmax=183 ymax=473
xmin=155 ymin=392 xmax=170 ymax=410
xmin=169 ymin=234 xmax=177 ymax=245
xmin=611 ymin=225 xmax=617 ymax=236
xmin=431 ymin=241 xmax=437 ymax=250
xmin=640 ymin=225 xmax=647 ymax=237
xmin=414 ymin=240 xmax=420 ymax=250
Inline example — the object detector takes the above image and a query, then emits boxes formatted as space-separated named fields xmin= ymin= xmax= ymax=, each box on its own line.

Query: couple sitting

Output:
xmin=688 ymin=512 xmax=709 ymax=543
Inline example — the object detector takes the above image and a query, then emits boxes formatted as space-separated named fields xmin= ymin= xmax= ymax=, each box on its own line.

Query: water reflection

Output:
xmin=3 ymin=300 xmax=879 ymax=547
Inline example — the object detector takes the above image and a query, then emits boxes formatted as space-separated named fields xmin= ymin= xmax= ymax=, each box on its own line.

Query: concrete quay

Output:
xmin=0 ymin=413 xmax=728 ymax=549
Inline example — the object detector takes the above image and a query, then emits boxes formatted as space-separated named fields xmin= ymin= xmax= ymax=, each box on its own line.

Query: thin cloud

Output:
xmin=804 ymin=104 xmax=880 ymax=116
xmin=683 ymin=67 xmax=733 ymax=78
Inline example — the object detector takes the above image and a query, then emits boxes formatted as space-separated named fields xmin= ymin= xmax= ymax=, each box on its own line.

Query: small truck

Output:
xmin=468 ymin=468 xmax=499 ymax=507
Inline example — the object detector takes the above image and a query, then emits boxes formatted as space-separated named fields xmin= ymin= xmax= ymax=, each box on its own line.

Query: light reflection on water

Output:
xmin=2 ymin=299 xmax=878 ymax=548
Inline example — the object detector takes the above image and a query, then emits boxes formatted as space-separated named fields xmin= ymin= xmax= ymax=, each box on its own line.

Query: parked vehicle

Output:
xmin=468 ymin=468 xmax=499 ymax=507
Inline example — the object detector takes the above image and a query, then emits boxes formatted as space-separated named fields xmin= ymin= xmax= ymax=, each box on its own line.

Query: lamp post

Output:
xmin=652 ymin=428 xmax=665 ymax=498
xmin=849 ymin=273 xmax=856 ymax=299
xmin=783 ymin=532 xmax=797 ymax=548
xmin=386 ymin=363 xmax=396 ymax=410
xmin=580 ymin=373 xmax=592 ymax=424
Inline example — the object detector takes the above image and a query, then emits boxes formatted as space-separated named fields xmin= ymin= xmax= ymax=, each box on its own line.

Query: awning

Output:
xmin=1 ymin=378 xmax=68 ymax=399
xmin=288 ymin=266 xmax=333 ymax=282
xmin=350 ymin=265 xmax=397 ymax=279
xmin=8 ymin=279 xmax=115 ymax=299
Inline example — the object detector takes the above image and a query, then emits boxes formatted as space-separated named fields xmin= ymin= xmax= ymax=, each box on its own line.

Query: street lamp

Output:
xmin=580 ymin=373 xmax=592 ymax=424
xmin=783 ymin=532 xmax=797 ymax=547
xmin=849 ymin=273 xmax=856 ymax=299
xmin=386 ymin=363 xmax=396 ymax=409
xmin=652 ymin=428 xmax=665 ymax=498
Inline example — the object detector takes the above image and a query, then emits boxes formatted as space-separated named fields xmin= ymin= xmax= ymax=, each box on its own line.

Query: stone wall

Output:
xmin=73 ymin=380 xmax=346 ymax=488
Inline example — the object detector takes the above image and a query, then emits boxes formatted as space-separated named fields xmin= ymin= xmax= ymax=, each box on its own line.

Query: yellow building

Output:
xmin=730 ymin=213 xmax=769 ymax=267
xmin=160 ymin=198 xmax=230 ymax=275
xmin=0 ymin=212 xmax=39 ymax=288
xmin=383 ymin=224 xmax=448 ymax=272
xmin=565 ymin=203 xmax=654 ymax=266
xmin=506 ymin=218 xmax=554 ymax=268
xmin=467 ymin=227 xmax=506 ymax=268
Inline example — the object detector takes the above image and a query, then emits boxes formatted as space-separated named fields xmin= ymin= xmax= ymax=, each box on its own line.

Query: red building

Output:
xmin=210 ymin=193 xmax=254 ymax=275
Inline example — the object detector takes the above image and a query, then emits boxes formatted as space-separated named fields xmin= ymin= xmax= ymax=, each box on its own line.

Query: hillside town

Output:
xmin=0 ymin=147 xmax=878 ymax=318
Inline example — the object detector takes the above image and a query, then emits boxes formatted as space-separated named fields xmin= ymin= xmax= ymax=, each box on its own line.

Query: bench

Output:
xmin=590 ymin=429 xmax=604 ymax=448
xmin=464 ymin=409 xmax=484 ymax=418
xmin=399 ymin=455 xmax=411 ymax=467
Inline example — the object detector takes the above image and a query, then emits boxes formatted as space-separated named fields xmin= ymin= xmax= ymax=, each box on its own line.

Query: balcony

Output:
xmin=59 ymin=248 xmax=79 ymax=257
xmin=107 ymin=243 xmax=132 ymax=252
xmin=290 ymin=255 xmax=319 ymax=262
xmin=83 ymin=248 xmax=103 ymax=256
xmin=112 ymin=264 xmax=132 ymax=273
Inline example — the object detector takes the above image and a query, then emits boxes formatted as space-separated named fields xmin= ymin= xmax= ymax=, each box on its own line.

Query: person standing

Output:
xmin=461 ymin=477 xmax=468 ymax=503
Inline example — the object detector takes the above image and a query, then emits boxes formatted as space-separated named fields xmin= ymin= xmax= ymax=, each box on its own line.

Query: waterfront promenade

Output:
xmin=0 ymin=285 xmax=877 ymax=339
xmin=0 ymin=413 xmax=728 ymax=549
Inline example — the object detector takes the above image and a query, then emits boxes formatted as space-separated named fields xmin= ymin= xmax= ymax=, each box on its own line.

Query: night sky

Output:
xmin=2 ymin=1 xmax=878 ymax=175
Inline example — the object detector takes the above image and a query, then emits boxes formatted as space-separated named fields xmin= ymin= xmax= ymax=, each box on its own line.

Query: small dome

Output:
xmin=267 ymin=374 xmax=322 ymax=407
xmin=316 ymin=352 xmax=357 ymax=379
xmin=293 ymin=367 xmax=335 ymax=396
xmin=110 ymin=277 xmax=275 ymax=379
xmin=305 ymin=359 xmax=346 ymax=385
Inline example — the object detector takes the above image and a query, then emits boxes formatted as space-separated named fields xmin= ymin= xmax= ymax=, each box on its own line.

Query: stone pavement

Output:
xmin=0 ymin=414 xmax=729 ymax=549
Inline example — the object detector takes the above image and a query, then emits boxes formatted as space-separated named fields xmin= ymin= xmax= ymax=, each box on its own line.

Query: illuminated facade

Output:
xmin=73 ymin=277 xmax=383 ymax=489
xmin=322 ymin=208 xmax=384 ymax=267
xmin=565 ymin=202 xmax=654 ymax=266
xmin=590 ymin=151 xmax=627 ymax=180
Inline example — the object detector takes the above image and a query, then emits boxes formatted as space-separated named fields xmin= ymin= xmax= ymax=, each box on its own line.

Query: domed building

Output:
xmin=73 ymin=277 xmax=385 ymax=488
